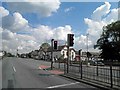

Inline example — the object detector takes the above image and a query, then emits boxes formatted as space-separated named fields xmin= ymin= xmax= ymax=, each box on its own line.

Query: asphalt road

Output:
xmin=2 ymin=57 xmax=99 ymax=89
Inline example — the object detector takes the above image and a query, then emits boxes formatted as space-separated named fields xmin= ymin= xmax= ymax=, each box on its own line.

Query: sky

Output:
xmin=0 ymin=0 xmax=119 ymax=54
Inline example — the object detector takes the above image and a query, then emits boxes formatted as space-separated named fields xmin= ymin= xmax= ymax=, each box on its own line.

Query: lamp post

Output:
xmin=86 ymin=33 xmax=89 ymax=66
xmin=86 ymin=33 xmax=89 ymax=53
xmin=16 ymin=49 xmax=18 ymax=57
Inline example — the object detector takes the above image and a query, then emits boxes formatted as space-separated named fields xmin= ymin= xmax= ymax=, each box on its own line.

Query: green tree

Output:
xmin=94 ymin=21 xmax=120 ymax=62
xmin=40 ymin=43 xmax=50 ymax=52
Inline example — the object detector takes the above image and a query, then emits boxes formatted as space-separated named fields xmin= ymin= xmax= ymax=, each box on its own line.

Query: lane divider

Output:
xmin=13 ymin=66 xmax=16 ymax=72
xmin=47 ymin=82 xmax=80 ymax=88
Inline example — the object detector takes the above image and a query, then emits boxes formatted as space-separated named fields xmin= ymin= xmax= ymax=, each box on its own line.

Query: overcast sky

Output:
xmin=0 ymin=0 xmax=119 ymax=54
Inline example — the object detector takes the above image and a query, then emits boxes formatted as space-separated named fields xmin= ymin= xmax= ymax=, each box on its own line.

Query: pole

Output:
xmin=51 ymin=39 xmax=54 ymax=70
xmin=16 ymin=49 xmax=18 ymax=57
xmin=87 ymin=34 xmax=88 ymax=53
xmin=79 ymin=49 xmax=82 ymax=79
xmin=110 ymin=61 xmax=113 ymax=88
xmin=86 ymin=33 xmax=89 ymax=66
xmin=67 ymin=46 xmax=69 ymax=73
xmin=96 ymin=57 xmax=98 ymax=76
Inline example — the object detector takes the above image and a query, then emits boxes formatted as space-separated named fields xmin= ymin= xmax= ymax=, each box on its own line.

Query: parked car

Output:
xmin=93 ymin=62 xmax=104 ymax=66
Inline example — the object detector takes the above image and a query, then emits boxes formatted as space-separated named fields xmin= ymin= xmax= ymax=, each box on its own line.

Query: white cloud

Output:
xmin=53 ymin=25 xmax=72 ymax=41
xmin=91 ymin=2 xmax=111 ymax=21
xmin=1 ymin=8 xmax=73 ymax=54
xmin=103 ymin=8 xmax=119 ymax=23
xmin=2 ymin=12 xmax=29 ymax=33
xmin=12 ymin=12 xmax=29 ymax=32
xmin=0 ymin=6 xmax=9 ymax=17
xmin=6 ymin=0 xmax=60 ymax=17
xmin=84 ymin=18 xmax=106 ymax=37
xmin=0 ymin=27 xmax=3 ymax=51
xmin=75 ymin=2 xmax=118 ymax=52
xmin=64 ymin=7 xmax=74 ymax=13
xmin=2 ymin=29 xmax=15 ymax=40
xmin=31 ymin=25 xmax=53 ymax=42
xmin=0 ymin=27 xmax=3 ymax=34
xmin=75 ymin=35 xmax=93 ymax=51
xmin=1 ymin=2 xmax=119 ymax=54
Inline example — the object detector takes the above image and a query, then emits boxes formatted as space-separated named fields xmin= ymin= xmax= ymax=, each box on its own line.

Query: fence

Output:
xmin=54 ymin=58 xmax=120 ymax=89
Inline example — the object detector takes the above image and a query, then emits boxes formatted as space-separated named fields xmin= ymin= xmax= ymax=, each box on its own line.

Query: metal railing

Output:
xmin=54 ymin=58 xmax=120 ymax=89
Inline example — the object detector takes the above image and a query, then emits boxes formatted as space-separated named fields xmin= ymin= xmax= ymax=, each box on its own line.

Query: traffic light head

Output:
xmin=68 ymin=34 xmax=74 ymax=46
xmin=54 ymin=41 xmax=57 ymax=50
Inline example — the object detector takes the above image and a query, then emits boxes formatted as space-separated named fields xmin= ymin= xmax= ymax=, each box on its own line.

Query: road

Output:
xmin=2 ymin=57 xmax=99 ymax=89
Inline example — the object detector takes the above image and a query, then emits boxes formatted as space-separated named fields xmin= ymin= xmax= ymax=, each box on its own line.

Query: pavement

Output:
xmin=2 ymin=57 xmax=100 ymax=89
xmin=39 ymin=65 xmax=64 ymax=75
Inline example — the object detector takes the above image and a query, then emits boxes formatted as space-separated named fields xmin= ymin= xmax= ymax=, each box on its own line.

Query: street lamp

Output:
xmin=86 ymin=33 xmax=89 ymax=53
xmin=16 ymin=49 xmax=18 ymax=57
xmin=86 ymin=33 xmax=89 ymax=66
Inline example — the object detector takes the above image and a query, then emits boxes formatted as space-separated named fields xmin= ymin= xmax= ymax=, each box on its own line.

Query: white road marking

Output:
xmin=13 ymin=66 xmax=16 ymax=72
xmin=47 ymin=82 xmax=79 ymax=88
xmin=39 ymin=67 xmax=42 ymax=69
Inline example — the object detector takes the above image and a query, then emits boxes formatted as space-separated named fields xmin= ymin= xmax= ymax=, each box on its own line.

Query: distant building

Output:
xmin=30 ymin=50 xmax=39 ymax=59
xmin=81 ymin=51 xmax=100 ymax=61
xmin=0 ymin=51 xmax=3 ymax=57
xmin=46 ymin=45 xmax=76 ymax=62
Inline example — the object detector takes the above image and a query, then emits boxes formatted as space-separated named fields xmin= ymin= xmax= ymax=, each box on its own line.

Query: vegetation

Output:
xmin=95 ymin=21 xmax=120 ymax=62
xmin=3 ymin=51 xmax=15 ymax=57
xmin=58 ymin=55 xmax=66 ymax=63
xmin=40 ymin=43 xmax=50 ymax=52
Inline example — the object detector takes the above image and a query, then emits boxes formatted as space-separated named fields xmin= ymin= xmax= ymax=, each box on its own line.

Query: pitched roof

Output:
xmin=47 ymin=45 xmax=76 ymax=52
xmin=47 ymin=45 xmax=67 ymax=52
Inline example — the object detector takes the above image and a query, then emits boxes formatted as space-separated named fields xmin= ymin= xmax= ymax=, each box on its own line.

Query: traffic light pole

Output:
xmin=51 ymin=39 xmax=54 ymax=70
xmin=66 ymin=34 xmax=74 ymax=73
xmin=67 ymin=45 xmax=69 ymax=73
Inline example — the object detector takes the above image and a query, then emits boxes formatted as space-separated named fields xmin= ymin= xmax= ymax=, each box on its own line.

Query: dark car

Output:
xmin=93 ymin=62 xmax=104 ymax=66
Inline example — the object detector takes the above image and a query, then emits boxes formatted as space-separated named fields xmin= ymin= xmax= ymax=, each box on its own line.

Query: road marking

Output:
xmin=39 ymin=67 xmax=42 ymax=69
xmin=13 ymin=66 xmax=16 ymax=72
xmin=47 ymin=82 xmax=79 ymax=88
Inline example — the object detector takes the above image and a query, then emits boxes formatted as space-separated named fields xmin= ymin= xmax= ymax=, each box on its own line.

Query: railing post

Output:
xmin=58 ymin=61 xmax=60 ymax=69
xmin=110 ymin=61 xmax=113 ymax=88
xmin=96 ymin=58 xmax=98 ymax=76
xmin=64 ymin=61 xmax=66 ymax=74
xmin=81 ymin=61 xmax=82 ymax=79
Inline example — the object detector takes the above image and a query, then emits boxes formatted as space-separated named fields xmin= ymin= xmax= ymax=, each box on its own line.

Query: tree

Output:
xmin=95 ymin=21 xmax=120 ymax=62
xmin=40 ymin=43 xmax=50 ymax=52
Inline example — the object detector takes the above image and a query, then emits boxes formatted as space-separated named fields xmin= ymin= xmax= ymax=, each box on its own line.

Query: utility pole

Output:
xmin=16 ymin=49 xmax=18 ymax=57
xmin=86 ymin=33 xmax=89 ymax=53
xmin=51 ymin=39 xmax=54 ymax=70
xmin=86 ymin=33 xmax=89 ymax=66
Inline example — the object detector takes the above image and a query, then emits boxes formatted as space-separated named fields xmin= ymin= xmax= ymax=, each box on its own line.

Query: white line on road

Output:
xmin=39 ymin=67 xmax=42 ymax=69
xmin=47 ymin=82 xmax=79 ymax=88
xmin=13 ymin=66 xmax=16 ymax=72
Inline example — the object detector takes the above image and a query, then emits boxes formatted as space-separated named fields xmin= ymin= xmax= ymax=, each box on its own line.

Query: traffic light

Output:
xmin=54 ymin=41 xmax=57 ymax=50
xmin=68 ymin=34 xmax=74 ymax=46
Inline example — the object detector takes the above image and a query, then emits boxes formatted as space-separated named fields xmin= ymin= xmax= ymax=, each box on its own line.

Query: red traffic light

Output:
xmin=68 ymin=34 xmax=74 ymax=46
xmin=54 ymin=41 xmax=58 ymax=50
